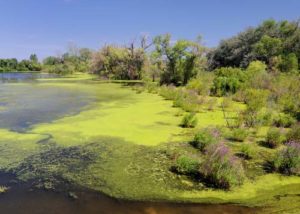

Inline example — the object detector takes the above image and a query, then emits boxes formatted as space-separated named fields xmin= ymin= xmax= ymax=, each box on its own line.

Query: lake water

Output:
xmin=0 ymin=73 xmax=260 ymax=214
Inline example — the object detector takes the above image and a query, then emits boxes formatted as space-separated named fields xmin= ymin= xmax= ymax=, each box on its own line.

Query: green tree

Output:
xmin=153 ymin=34 xmax=206 ymax=85
xmin=211 ymin=67 xmax=246 ymax=96
xmin=280 ymin=53 xmax=299 ymax=73
xmin=30 ymin=54 xmax=38 ymax=63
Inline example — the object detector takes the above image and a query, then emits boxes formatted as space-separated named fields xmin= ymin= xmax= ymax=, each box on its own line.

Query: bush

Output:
xmin=200 ymin=143 xmax=245 ymax=189
xmin=186 ymin=72 xmax=214 ymax=96
xmin=239 ymin=144 xmax=254 ymax=159
xmin=286 ymin=125 xmax=300 ymax=143
xmin=274 ymin=142 xmax=300 ymax=175
xmin=273 ymin=114 xmax=296 ymax=128
xmin=211 ymin=67 xmax=246 ymax=96
xmin=190 ymin=130 xmax=217 ymax=151
xmin=256 ymin=110 xmax=275 ymax=126
xmin=174 ymin=155 xmax=199 ymax=175
xmin=265 ymin=128 xmax=282 ymax=148
xmin=229 ymin=128 xmax=248 ymax=142
xmin=173 ymin=90 xmax=199 ymax=112
xmin=180 ymin=113 xmax=198 ymax=128
xmin=159 ymin=85 xmax=178 ymax=100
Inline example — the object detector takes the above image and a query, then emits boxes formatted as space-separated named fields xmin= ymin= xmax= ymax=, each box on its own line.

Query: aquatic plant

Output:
xmin=190 ymin=129 xmax=217 ymax=151
xmin=273 ymin=113 xmax=296 ymax=128
xmin=239 ymin=143 xmax=254 ymax=159
xmin=159 ymin=85 xmax=178 ymax=100
xmin=265 ymin=128 xmax=282 ymax=148
xmin=180 ymin=113 xmax=198 ymax=128
xmin=274 ymin=142 xmax=300 ymax=175
xmin=286 ymin=124 xmax=300 ymax=143
xmin=229 ymin=128 xmax=248 ymax=142
xmin=174 ymin=155 xmax=199 ymax=175
xmin=199 ymin=143 xmax=245 ymax=189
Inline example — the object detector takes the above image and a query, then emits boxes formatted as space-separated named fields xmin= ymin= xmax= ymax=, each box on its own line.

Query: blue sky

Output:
xmin=0 ymin=0 xmax=299 ymax=60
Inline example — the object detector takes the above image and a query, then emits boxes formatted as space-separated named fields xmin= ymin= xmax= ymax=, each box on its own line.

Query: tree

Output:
xmin=208 ymin=19 xmax=300 ymax=71
xmin=253 ymin=35 xmax=282 ymax=70
xmin=280 ymin=53 xmax=299 ymax=73
xmin=153 ymin=34 xmax=206 ymax=85
xmin=245 ymin=60 xmax=270 ymax=89
xmin=211 ymin=67 xmax=246 ymax=96
xmin=30 ymin=54 xmax=38 ymax=63
xmin=91 ymin=43 xmax=146 ymax=80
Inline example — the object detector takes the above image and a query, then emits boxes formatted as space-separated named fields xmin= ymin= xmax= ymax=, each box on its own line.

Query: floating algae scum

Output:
xmin=0 ymin=73 xmax=299 ymax=213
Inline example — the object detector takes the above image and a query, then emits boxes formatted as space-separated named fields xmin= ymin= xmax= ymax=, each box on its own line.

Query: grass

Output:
xmin=0 ymin=76 xmax=299 ymax=213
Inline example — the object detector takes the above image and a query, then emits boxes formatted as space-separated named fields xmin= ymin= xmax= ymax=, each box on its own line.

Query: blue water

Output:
xmin=0 ymin=72 xmax=59 ymax=83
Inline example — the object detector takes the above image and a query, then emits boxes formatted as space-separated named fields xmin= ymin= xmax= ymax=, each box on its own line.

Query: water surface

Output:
xmin=0 ymin=73 xmax=261 ymax=214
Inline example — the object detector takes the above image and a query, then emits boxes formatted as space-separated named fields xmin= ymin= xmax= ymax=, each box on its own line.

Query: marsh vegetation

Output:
xmin=0 ymin=18 xmax=300 ymax=213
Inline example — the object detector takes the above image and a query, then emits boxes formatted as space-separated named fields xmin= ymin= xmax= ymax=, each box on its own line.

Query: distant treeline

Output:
xmin=2 ymin=19 xmax=299 ymax=84
xmin=0 ymin=54 xmax=42 ymax=72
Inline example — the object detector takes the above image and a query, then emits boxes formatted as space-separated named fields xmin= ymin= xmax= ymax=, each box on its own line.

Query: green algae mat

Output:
xmin=0 ymin=74 xmax=299 ymax=213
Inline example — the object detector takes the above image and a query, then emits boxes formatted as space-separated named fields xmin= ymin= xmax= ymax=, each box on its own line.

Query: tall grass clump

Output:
xmin=286 ymin=124 xmax=300 ymax=143
xmin=273 ymin=113 xmax=296 ymax=128
xmin=239 ymin=143 xmax=254 ymax=159
xmin=274 ymin=142 xmax=300 ymax=175
xmin=190 ymin=129 xmax=217 ymax=151
xmin=173 ymin=155 xmax=199 ymax=175
xmin=159 ymin=86 xmax=199 ymax=112
xmin=229 ymin=128 xmax=249 ymax=142
xmin=265 ymin=128 xmax=283 ymax=148
xmin=173 ymin=90 xmax=199 ymax=112
xmin=159 ymin=85 xmax=178 ymax=100
xmin=180 ymin=113 xmax=198 ymax=128
xmin=199 ymin=143 xmax=245 ymax=189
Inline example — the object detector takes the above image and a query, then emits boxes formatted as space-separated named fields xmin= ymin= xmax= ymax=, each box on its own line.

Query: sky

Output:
xmin=0 ymin=0 xmax=299 ymax=60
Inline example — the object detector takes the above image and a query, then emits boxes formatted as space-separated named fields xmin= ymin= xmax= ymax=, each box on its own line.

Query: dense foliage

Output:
xmin=200 ymin=143 xmax=245 ymax=189
xmin=208 ymin=19 xmax=300 ymax=71
xmin=0 ymin=54 xmax=42 ymax=72
xmin=274 ymin=142 xmax=300 ymax=175
xmin=43 ymin=47 xmax=93 ymax=74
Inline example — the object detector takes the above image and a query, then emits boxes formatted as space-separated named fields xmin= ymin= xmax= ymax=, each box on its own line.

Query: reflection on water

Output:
xmin=0 ymin=73 xmax=94 ymax=131
xmin=0 ymin=72 xmax=58 ymax=83
xmin=0 ymin=185 xmax=259 ymax=214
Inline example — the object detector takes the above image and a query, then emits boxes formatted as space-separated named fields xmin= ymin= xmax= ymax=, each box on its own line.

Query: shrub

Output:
xmin=200 ymin=143 xmax=245 ymax=189
xmin=207 ymin=97 xmax=218 ymax=111
xmin=174 ymin=155 xmax=199 ymax=175
xmin=173 ymin=90 xmax=199 ymax=112
xmin=145 ymin=81 xmax=158 ymax=93
xmin=257 ymin=110 xmax=275 ymax=126
xmin=186 ymin=72 xmax=214 ymax=96
xmin=273 ymin=114 xmax=296 ymax=128
xmin=274 ymin=142 xmax=300 ymax=175
xmin=190 ymin=130 xmax=217 ymax=151
xmin=239 ymin=144 xmax=254 ymax=159
xmin=265 ymin=128 xmax=282 ymax=148
xmin=286 ymin=124 xmax=300 ymax=143
xmin=180 ymin=113 xmax=198 ymax=128
xmin=242 ymin=89 xmax=270 ymax=127
xmin=230 ymin=128 xmax=248 ymax=142
xmin=211 ymin=67 xmax=246 ymax=96
xmin=159 ymin=85 xmax=178 ymax=100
